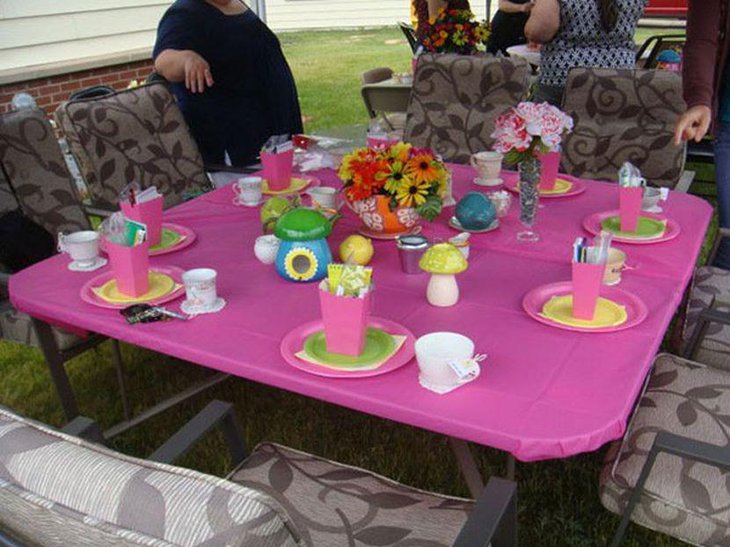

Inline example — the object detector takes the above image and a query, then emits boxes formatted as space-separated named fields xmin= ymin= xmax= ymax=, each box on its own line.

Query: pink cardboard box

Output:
xmin=106 ymin=240 xmax=150 ymax=296
xmin=319 ymin=281 xmax=372 ymax=356
xmin=260 ymin=149 xmax=294 ymax=191
xmin=572 ymin=261 xmax=605 ymax=320
xmin=619 ymin=186 xmax=643 ymax=232
xmin=539 ymin=151 xmax=561 ymax=191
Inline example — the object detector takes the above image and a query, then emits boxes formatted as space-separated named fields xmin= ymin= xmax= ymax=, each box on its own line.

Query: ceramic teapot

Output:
xmin=274 ymin=208 xmax=338 ymax=282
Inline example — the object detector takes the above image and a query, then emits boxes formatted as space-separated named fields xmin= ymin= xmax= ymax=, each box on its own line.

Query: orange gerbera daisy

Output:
xmin=406 ymin=153 xmax=439 ymax=184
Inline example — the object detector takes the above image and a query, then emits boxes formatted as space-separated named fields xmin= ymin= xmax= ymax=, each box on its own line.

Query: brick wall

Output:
xmin=0 ymin=59 xmax=155 ymax=116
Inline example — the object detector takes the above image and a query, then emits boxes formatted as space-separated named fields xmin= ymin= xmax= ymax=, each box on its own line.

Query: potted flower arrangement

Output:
xmin=491 ymin=102 xmax=573 ymax=242
xmin=338 ymin=142 xmax=448 ymax=236
xmin=417 ymin=7 xmax=491 ymax=55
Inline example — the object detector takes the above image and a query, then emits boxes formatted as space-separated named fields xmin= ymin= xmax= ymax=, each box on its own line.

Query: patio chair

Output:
xmin=361 ymin=67 xmax=410 ymax=132
xmin=54 ymin=82 xmax=214 ymax=213
xmin=404 ymin=53 xmax=531 ymax=164
xmin=560 ymin=68 xmax=693 ymax=191
xmin=599 ymin=353 xmax=730 ymax=546
xmin=0 ymin=107 xmax=127 ymax=422
xmin=399 ymin=22 xmax=419 ymax=53
xmin=0 ymin=401 xmax=518 ymax=547
xmin=679 ymin=228 xmax=730 ymax=370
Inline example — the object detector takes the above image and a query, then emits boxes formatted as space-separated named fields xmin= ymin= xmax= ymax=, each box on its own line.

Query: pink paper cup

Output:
xmin=105 ymin=240 xmax=150 ymax=297
xmin=120 ymin=195 xmax=163 ymax=247
xmin=260 ymin=149 xmax=294 ymax=191
xmin=319 ymin=281 xmax=372 ymax=356
xmin=571 ymin=261 xmax=606 ymax=321
xmin=619 ymin=186 xmax=643 ymax=232
xmin=538 ymin=151 xmax=560 ymax=191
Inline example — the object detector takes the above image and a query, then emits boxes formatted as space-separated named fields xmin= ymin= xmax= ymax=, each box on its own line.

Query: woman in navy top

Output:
xmin=153 ymin=0 xmax=303 ymax=166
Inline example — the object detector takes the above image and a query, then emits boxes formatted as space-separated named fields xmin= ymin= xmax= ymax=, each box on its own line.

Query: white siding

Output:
xmin=0 ymin=1 xmax=490 ymax=78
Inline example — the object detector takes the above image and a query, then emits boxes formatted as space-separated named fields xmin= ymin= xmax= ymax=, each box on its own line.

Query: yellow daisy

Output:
xmin=396 ymin=178 xmax=430 ymax=208
xmin=383 ymin=161 xmax=407 ymax=193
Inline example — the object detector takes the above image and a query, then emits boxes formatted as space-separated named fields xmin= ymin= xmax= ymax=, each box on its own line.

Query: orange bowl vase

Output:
xmin=349 ymin=195 xmax=419 ymax=235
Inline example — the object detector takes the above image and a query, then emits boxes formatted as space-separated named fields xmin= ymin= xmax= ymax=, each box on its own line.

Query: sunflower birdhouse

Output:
xmin=274 ymin=208 xmax=333 ymax=282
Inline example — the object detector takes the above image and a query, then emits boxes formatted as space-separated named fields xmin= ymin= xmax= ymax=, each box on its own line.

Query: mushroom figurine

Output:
xmin=418 ymin=243 xmax=468 ymax=307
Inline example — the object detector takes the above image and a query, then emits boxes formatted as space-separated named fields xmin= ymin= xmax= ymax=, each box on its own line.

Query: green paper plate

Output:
xmin=600 ymin=215 xmax=666 ymax=239
xmin=303 ymin=327 xmax=396 ymax=368
xmin=150 ymin=228 xmax=182 ymax=252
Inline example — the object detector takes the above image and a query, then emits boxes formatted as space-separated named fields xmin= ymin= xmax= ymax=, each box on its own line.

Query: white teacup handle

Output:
xmin=469 ymin=155 xmax=479 ymax=169
xmin=57 ymin=232 xmax=67 ymax=253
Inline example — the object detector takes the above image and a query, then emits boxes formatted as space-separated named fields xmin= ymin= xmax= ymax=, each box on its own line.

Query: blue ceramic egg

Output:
xmin=455 ymin=192 xmax=496 ymax=231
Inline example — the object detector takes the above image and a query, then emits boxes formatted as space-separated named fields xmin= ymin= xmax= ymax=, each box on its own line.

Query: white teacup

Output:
xmin=57 ymin=231 xmax=100 ymax=266
xmin=470 ymin=151 xmax=503 ymax=184
xmin=415 ymin=332 xmax=481 ymax=393
xmin=305 ymin=187 xmax=340 ymax=212
xmin=642 ymin=187 xmax=663 ymax=212
xmin=182 ymin=268 xmax=218 ymax=310
xmin=233 ymin=176 xmax=263 ymax=206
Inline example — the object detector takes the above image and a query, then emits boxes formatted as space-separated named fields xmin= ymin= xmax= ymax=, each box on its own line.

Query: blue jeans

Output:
xmin=714 ymin=123 xmax=730 ymax=268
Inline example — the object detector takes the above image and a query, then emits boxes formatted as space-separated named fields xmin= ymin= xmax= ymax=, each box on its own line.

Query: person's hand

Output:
xmin=522 ymin=1 xmax=534 ymax=13
xmin=182 ymin=51 xmax=214 ymax=93
xmin=673 ymin=105 xmax=712 ymax=145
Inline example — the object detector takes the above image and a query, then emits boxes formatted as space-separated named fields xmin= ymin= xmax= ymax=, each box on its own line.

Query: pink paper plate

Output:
xmin=80 ymin=266 xmax=185 ymax=310
xmin=522 ymin=281 xmax=648 ymax=333
xmin=149 ymin=223 xmax=196 ymax=256
xmin=503 ymin=172 xmax=586 ymax=198
xmin=280 ymin=316 xmax=416 ymax=378
xmin=583 ymin=210 xmax=680 ymax=244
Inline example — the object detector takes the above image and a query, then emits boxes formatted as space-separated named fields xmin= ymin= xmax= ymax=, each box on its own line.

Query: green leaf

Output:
xmin=417 ymin=194 xmax=442 ymax=221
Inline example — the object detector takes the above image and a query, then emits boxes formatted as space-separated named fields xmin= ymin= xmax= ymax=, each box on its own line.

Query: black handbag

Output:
xmin=0 ymin=210 xmax=55 ymax=272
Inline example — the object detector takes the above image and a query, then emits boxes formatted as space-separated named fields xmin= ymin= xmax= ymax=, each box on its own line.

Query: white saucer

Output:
xmin=448 ymin=217 xmax=500 ymax=233
xmin=180 ymin=297 xmax=227 ymax=315
xmin=474 ymin=177 xmax=503 ymax=187
xmin=233 ymin=197 xmax=262 ymax=207
xmin=418 ymin=374 xmax=477 ymax=394
xmin=68 ymin=257 xmax=107 ymax=272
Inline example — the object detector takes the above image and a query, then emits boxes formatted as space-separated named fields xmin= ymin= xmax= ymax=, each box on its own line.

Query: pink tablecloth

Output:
xmin=10 ymin=165 xmax=712 ymax=461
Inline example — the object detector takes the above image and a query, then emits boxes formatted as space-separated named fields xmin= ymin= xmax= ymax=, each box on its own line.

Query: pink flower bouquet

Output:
xmin=491 ymin=102 xmax=573 ymax=165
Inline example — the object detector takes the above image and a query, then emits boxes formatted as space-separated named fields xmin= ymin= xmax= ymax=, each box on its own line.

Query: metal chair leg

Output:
xmin=31 ymin=318 xmax=79 ymax=421
xmin=110 ymin=339 xmax=132 ymax=421
xmin=448 ymin=437 xmax=485 ymax=498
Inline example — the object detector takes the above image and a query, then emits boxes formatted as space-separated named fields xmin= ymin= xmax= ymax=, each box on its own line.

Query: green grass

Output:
xmin=0 ymin=26 xmax=711 ymax=547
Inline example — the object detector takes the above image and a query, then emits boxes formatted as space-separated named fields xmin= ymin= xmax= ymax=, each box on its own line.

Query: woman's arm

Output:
xmin=524 ymin=0 xmax=560 ymax=43
xmin=499 ymin=0 xmax=533 ymax=14
xmin=154 ymin=49 xmax=214 ymax=93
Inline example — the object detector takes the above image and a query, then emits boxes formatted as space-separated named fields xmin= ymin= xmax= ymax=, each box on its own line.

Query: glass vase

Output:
xmin=517 ymin=156 xmax=541 ymax=242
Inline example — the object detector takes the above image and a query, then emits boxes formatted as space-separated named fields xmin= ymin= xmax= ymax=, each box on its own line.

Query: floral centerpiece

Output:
xmin=338 ymin=142 xmax=448 ymax=235
xmin=417 ymin=8 xmax=491 ymax=55
xmin=491 ymin=102 xmax=574 ymax=242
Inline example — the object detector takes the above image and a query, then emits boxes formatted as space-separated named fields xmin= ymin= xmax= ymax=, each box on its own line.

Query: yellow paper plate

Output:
xmin=262 ymin=177 xmax=311 ymax=195
xmin=540 ymin=178 xmax=573 ymax=195
xmin=539 ymin=295 xmax=628 ymax=328
xmin=92 ymin=272 xmax=178 ymax=304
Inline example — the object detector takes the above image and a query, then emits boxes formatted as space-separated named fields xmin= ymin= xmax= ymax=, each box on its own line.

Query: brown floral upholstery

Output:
xmin=0 ymin=407 xmax=302 ymax=547
xmin=682 ymin=266 xmax=730 ymax=371
xmin=561 ymin=68 xmax=686 ymax=188
xmin=600 ymin=354 xmax=730 ymax=545
xmin=0 ymin=108 xmax=89 ymax=236
xmin=0 ymin=169 xmax=18 ymax=216
xmin=404 ymin=54 xmax=530 ymax=163
xmin=0 ymin=301 xmax=80 ymax=351
xmin=231 ymin=442 xmax=473 ymax=547
xmin=55 ymin=83 xmax=212 ymax=211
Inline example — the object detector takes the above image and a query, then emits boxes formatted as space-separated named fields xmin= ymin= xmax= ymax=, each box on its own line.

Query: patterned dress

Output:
xmin=539 ymin=0 xmax=647 ymax=90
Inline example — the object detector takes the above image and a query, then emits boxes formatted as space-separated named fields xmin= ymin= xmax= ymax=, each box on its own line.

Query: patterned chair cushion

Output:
xmin=561 ymin=68 xmax=686 ymax=189
xmin=0 ymin=108 xmax=89 ymax=236
xmin=55 ymin=83 xmax=212 ymax=211
xmin=230 ymin=442 xmax=473 ymax=547
xmin=404 ymin=54 xmax=530 ymax=164
xmin=0 ymin=300 xmax=82 ymax=352
xmin=0 ymin=407 xmax=302 ymax=547
xmin=682 ymin=266 xmax=730 ymax=371
xmin=0 ymin=168 xmax=19 ymax=216
xmin=599 ymin=354 xmax=730 ymax=546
